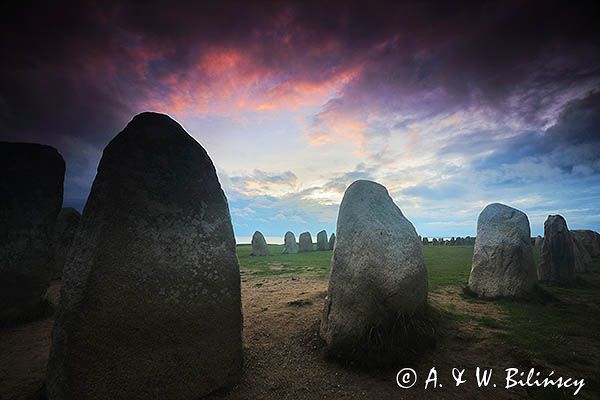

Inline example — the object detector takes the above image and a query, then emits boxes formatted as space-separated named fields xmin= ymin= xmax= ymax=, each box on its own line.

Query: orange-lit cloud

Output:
xmin=139 ymin=46 xmax=360 ymax=116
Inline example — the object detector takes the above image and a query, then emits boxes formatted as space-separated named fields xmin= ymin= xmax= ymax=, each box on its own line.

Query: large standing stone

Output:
xmin=571 ymin=230 xmax=600 ymax=257
xmin=320 ymin=180 xmax=428 ymax=363
xmin=534 ymin=235 xmax=543 ymax=247
xmin=47 ymin=113 xmax=242 ymax=400
xmin=298 ymin=232 xmax=313 ymax=252
xmin=251 ymin=231 xmax=270 ymax=256
xmin=281 ymin=231 xmax=298 ymax=254
xmin=539 ymin=215 xmax=576 ymax=285
xmin=572 ymin=235 xmax=592 ymax=273
xmin=316 ymin=230 xmax=329 ymax=251
xmin=468 ymin=203 xmax=537 ymax=298
xmin=328 ymin=233 xmax=336 ymax=250
xmin=51 ymin=208 xmax=81 ymax=279
xmin=0 ymin=142 xmax=64 ymax=322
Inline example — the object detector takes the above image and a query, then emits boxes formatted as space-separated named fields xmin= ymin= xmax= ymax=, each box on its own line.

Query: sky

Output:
xmin=1 ymin=1 xmax=600 ymax=242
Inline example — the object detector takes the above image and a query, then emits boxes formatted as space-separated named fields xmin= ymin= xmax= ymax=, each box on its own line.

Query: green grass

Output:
xmin=491 ymin=259 xmax=600 ymax=395
xmin=422 ymin=245 xmax=473 ymax=290
xmin=237 ymin=243 xmax=474 ymax=290
xmin=237 ymin=244 xmax=333 ymax=277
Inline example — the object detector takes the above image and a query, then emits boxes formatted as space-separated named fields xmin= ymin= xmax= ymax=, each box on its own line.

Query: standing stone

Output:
xmin=328 ymin=233 xmax=336 ymax=250
xmin=251 ymin=231 xmax=270 ymax=256
xmin=572 ymin=235 xmax=592 ymax=273
xmin=571 ymin=230 xmax=600 ymax=257
xmin=51 ymin=208 xmax=81 ymax=279
xmin=320 ymin=180 xmax=428 ymax=363
xmin=298 ymin=232 xmax=313 ymax=252
xmin=539 ymin=215 xmax=576 ymax=285
xmin=432 ymin=238 xmax=438 ymax=245
xmin=47 ymin=113 xmax=242 ymax=400
xmin=534 ymin=235 xmax=543 ymax=247
xmin=0 ymin=142 xmax=64 ymax=322
xmin=422 ymin=237 xmax=429 ymax=245
xmin=468 ymin=203 xmax=537 ymax=298
xmin=281 ymin=231 xmax=298 ymax=254
xmin=316 ymin=230 xmax=329 ymax=251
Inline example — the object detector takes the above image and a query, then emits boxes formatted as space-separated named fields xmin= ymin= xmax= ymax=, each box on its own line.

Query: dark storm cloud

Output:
xmin=3 ymin=1 xmax=598 ymax=136
xmin=309 ymin=1 xmax=600 ymax=142
xmin=468 ymin=90 xmax=600 ymax=174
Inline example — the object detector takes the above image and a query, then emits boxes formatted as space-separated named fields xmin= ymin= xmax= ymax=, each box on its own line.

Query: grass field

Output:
xmin=237 ymin=243 xmax=476 ymax=289
xmin=238 ymin=243 xmax=600 ymax=398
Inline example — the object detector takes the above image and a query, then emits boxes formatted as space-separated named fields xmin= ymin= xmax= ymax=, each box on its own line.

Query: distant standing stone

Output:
xmin=539 ymin=215 xmax=576 ymax=285
xmin=534 ymin=235 xmax=543 ymax=247
xmin=422 ymin=237 xmax=429 ymax=245
xmin=47 ymin=113 xmax=242 ymax=400
xmin=0 ymin=142 xmax=64 ymax=322
xmin=320 ymin=180 xmax=428 ymax=363
xmin=317 ymin=230 xmax=329 ymax=251
xmin=251 ymin=231 xmax=270 ymax=256
xmin=468 ymin=203 xmax=537 ymax=298
xmin=298 ymin=232 xmax=313 ymax=252
xmin=51 ymin=208 xmax=81 ymax=279
xmin=328 ymin=233 xmax=336 ymax=250
xmin=282 ymin=231 xmax=298 ymax=254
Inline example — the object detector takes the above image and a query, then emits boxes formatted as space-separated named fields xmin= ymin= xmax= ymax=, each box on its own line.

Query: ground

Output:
xmin=1 ymin=245 xmax=598 ymax=399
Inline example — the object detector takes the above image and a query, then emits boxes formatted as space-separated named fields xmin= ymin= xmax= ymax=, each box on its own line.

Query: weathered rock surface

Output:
xmin=320 ymin=180 xmax=428 ymax=362
xmin=47 ymin=113 xmax=242 ymax=400
xmin=281 ymin=231 xmax=298 ymax=254
xmin=539 ymin=215 xmax=576 ymax=285
xmin=51 ymin=208 xmax=81 ymax=279
xmin=0 ymin=142 xmax=64 ymax=322
xmin=468 ymin=203 xmax=537 ymax=298
xmin=572 ymin=235 xmax=592 ymax=273
xmin=571 ymin=230 xmax=600 ymax=257
xmin=251 ymin=231 xmax=270 ymax=256
xmin=316 ymin=230 xmax=329 ymax=251
xmin=328 ymin=233 xmax=336 ymax=250
xmin=298 ymin=232 xmax=313 ymax=252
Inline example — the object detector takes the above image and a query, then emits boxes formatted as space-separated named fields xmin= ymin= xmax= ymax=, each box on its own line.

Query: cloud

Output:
xmin=402 ymin=183 xmax=465 ymax=200
xmin=227 ymin=169 xmax=299 ymax=197
xmin=468 ymin=90 xmax=600 ymax=174
xmin=1 ymin=1 xmax=599 ymax=237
